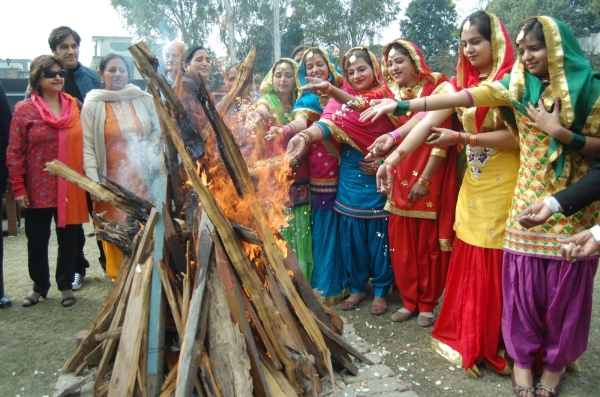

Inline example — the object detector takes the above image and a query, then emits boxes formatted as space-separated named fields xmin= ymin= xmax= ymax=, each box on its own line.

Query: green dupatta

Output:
xmin=256 ymin=58 xmax=299 ymax=126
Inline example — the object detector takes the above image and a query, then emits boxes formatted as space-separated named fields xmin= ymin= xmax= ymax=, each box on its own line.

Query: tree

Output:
xmin=293 ymin=0 xmax=400 ymax=56
xmin=111 ymin=0 xmax=220 ymax=45
xmin=486 ymin=0 xmax=600 ymax=39
xmin=400 ymin=0 xmax=458 ymax=76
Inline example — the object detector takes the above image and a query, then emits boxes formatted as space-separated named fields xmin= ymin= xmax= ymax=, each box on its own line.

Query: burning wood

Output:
xmin=56 ymin=43 xmax=370 ymax=397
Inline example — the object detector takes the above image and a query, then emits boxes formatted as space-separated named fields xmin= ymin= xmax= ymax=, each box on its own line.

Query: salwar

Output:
xmin=431 ymin=238 xmax=506 ymax=373
xmin=388 ymin=215 xmax=448 ymax=313
xmin=24 ymin=208 xmax=83 ymax=292
xmin=339 ymin=214 xmax=393 ymax=298
xmin=281 ymin=204 xmax=314 ymax=281
xmin=310 ymin=209 xmax=347 ymax=302
xmin=502 ymin=251 xmax=597 ymax=372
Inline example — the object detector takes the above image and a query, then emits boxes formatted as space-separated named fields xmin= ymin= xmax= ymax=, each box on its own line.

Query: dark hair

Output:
xmin=343 ymin=49 xmax=373 ymax=72
xmin=48 ymin=26 xmax=81 ymax=51
xmin=516 ymin=18 xmax=545 ymax=45
xmin=28 ymin=55 xmax=66 ymax=95
xmin=99 ymin=53 xmax=129 ymax=73
xmin=184 ymin=45 xmax=207 ymax=64
xmin=459 ymin=11 xmax=492 ymax=42
xmin=387 ymin=42 xmax=415 ymax=66
xmin=291 ymin=45 xmax=309 ymax=59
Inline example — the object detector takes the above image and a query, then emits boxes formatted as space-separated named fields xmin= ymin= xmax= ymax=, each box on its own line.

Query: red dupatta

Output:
xmin=318 ymin=47 xmax=396 ymax=154
xmin=451 ymin=11 xmax=514 ymax=130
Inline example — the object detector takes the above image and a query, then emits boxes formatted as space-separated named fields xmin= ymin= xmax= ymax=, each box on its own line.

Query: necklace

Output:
xmin=478 ymin=72 xmax=490 ymax=80
xmin=397 ymin=79 xmax=425 ymax=100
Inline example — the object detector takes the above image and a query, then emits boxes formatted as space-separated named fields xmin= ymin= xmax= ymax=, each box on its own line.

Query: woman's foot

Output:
xmin=536 ymin=368 xmax=567 ymax=397
xmin=391 ymin=307 xmax=415 ymax=322
xmin=417 ymin=311 xmax=436 ymax=327
xmin=370 ymin=296 xmax=387 ymax=315
xmin=61 ymin=290 xmax=76 ymax=307
xmin=22 ymin=291 xmax=47 ymax=307
xmin=340 ymin=292 xmax=366 ymax=311
xmin=511 ymin=365 xmax=535 ymax=397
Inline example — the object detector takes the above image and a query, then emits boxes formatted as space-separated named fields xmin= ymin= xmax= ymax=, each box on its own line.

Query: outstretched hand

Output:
xmin=525 ymin=98 xmax=561 ymax=137
xmin=301 ymin=76 xmax=329 ymax=93
xmin=517 ymin=202 xmax=553 ymax=228
xmin=557 ymin=230 xmax=600 ymax=262
xmin=359 ymin=98 xmax=397 ymax=122
xmin=286 ymin=134 xmax=308 ymax=162
xmin=425 ymin=127 xmax=459 ymax=147
xmin=375 ymin=162 xmax=395 ymax=194
xmin=366 ymin=134 xmax=395 ymax=159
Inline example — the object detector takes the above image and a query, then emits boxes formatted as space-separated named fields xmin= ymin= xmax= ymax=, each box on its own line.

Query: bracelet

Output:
xmin=418 ymin=176 xmax=431 ymax=187
xmin=384 ymin=161 xmax=396 ymax=174
xmin=317 ymin=82 xmax=333 ymax=97
xmin=469 ymin=133 xmax=477 ymax=147
xmin=566 ymin=133 xmax=586 ymax=151
xmin=389 ymin=129 xmax=402 ymax=143
xmin=452 ymin=131 xmax=460 ymax=141
xmin=282 ymin=123 xmax=297 ymax=135
xmin=462 ymin=89 xmax=474 ymax=107
xmin=423 ymin=97 xmax=427 ymax=112
xmin=394 ymin=147 xmax=408 ymax=162
xmin=393 ymin=100 xmax=410 ymax=116
xmin=297 ymin=132 xmax=311 ymax=145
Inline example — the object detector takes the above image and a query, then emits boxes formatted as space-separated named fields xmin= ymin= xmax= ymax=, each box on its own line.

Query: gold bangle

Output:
xmin=418 ymin=176 xmax=431 ymax=187
xmin=394 ymin=147 xmax=408 ymax=162
xmin=318 ymin=82 xmax=333 ymax=97
xmin=470 ymin=133 xmax=477 ymax=147
xmin=297 ymin=132 xmax=311 ymax=145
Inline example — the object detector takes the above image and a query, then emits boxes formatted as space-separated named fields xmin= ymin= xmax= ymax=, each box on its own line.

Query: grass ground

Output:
xmin=0 ymin=222 xmax=598 ymax=396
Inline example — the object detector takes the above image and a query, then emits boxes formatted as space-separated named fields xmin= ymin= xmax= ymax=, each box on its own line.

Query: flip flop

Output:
xmin=61 ymin=296 xmax=76 ymax=307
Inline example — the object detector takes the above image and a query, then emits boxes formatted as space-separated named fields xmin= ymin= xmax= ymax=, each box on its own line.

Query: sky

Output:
xmin=1 ymin=0 xmax=478 ymax=65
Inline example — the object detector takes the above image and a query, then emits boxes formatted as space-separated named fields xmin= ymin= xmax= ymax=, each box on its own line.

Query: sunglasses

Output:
xmin=41 ymin=69 xmax=66 ymax=79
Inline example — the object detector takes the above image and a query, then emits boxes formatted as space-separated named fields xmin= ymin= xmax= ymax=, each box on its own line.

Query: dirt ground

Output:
xmin=0 ymin=222 xmax=599 ymax=396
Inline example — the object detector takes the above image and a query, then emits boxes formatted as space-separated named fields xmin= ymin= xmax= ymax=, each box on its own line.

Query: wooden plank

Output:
xmin=108 ymin=254 xmax=154 ymax=397
xmin=199 ymin=350 xmax=222 ymax=397
xmin=157 ymin=259 xmax=183 ymax=336
xmin=162 ymin=204 xmax=187 ymax=275
xmin=148 ymin=168 xmax=167 ymax=396
xmin=213 ymin=238 xmax=270 ymax=397
xmin=95 ymin=327 xmax=122 ymax=341
xmin=326 ymin=339 xmax=358 ymax=375
xmin=175 ymin=210 xmax=212 ymax=397
xmin=312 ymin=314 xmax=375 ymax=365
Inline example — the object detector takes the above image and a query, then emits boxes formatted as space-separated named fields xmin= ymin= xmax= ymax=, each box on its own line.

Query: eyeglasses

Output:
xmin=41 ymin=70 xmax=66 ymax=79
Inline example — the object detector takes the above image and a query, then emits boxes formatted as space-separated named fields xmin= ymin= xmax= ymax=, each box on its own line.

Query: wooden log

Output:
xmin=207 ymin=254 xmax=253 ymax=397
xmin=175 ymin=210 xmax=212 ymax=397
xmin=259 ymin=351 xmax=297 ymax=397
xmin=311 ymin=314 xmax=375 ymax=365
xmin=84 ymin=344 xmax=104 ymax=366
xmin=213 ymin=238 xmax=270 ymax=397
xmin=157 ymin=259 xmax=183 ymax=337
xmin=193 ymin=60 xmax=332 ymax=383
xmin=108 ymin=254 xmax=154 ymax=396
xmin=63 ymin=231 xmax=140 ymax=373
xmin=44 ymin=160 xmax=151 ymax=221
xmin=159 ymin=363 xmax=177 ymax=397
xmin=199 ymin=350 xmax=222 ymax=397
xmin=129 ymin=44 xmax=314 ymax=393
xmin=326 ymin=340 xmax=358 ymax=376
xmin=95 ymin=327 xmax=122 ymax=341
xmin=162 ymin=204 xmax=187 ymax=274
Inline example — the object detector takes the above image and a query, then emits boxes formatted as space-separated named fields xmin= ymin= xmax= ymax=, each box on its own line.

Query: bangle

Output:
xmin=452 ymin=131 xmax=460 ymax=141
xmin=318 ymin=82 xmax=333 ymax=97
xmin=384 ymin=161 xmax=396 ymax=174
xmin=393 ymin=100 xmax=410 ymax=116
xmin=418 ymin=176 xmax=431 ymax=187
xmin=423 ymin=97 xmax=427 ymax=112
xmin=470 ymin=133 xmax=477 ymax=147
xmin=297 ymin=132 xmax=311 ymax=145
xmin=462 ymin=89 xmax=474 ymax=107
xmin=389 ymin=129 xmax=401 ymax=143
xmin=566 ymin=133 xmax=586 ymax=151
xmin=394 ymin=147 xmax=408 ymax=162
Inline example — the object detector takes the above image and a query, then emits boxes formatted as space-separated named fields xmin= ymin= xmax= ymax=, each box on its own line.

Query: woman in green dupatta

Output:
xmin=362 ymin=16 xmax=600 ymax=397
xmin=251 ymin=58 xmax=314 ymax=280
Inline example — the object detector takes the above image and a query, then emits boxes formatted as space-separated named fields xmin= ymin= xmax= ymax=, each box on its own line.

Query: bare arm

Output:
xmin=426 ymin=128 xmax=519 ymax=150
xmin=301 ymin=77 xmax=361 ymax=110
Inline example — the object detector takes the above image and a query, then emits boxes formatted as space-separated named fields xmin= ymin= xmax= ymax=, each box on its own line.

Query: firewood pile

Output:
xmin=48 ymin=44 xmax=373 ymax=397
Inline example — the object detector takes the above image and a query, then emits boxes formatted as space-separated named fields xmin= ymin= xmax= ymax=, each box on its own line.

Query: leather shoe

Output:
xmin=391 ymin=310 xmax=415 ymax=322
xmin=417 ymin=314 xmax=437 ymax=327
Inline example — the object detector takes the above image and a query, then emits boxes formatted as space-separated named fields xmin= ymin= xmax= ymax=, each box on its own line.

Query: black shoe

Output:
xmin=0 ymin=296 xmax=12 ymax=309
xmin=22 ymin=290 xmax=48 ymax=307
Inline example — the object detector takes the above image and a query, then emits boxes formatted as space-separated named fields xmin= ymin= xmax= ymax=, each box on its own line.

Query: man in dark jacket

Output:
xmin=49 ymin=26 xmax=103 ymax=289
xmin=0 ymin=83 xmax=12 ymax=308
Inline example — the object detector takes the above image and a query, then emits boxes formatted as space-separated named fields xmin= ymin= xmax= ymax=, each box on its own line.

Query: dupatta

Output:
xmin=31 ymin=92 xmax=87 ymax=227
xmin=317 ymin=47 xmax=395 ymax=154
xmin=499 ymin=16 xmax=600 ymax=180
xmin=257 ymin=58 xmax=298 ymax=126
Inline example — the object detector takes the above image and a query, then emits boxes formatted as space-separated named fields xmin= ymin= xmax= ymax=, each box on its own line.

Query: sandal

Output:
xmin=61 ymin=296 xmax=76 ymax=307
xmin=369 ymin=303 xmax=388 ymax=315
xmin=536 ymin=371 xmax=567 ymax=397
xmin=340 ymin=293 xmax=366 ymax=311
xmin=22 ymin=290 xmax=48 ymax=308
xmin=511 ymin=370 xmax=535 ymax=397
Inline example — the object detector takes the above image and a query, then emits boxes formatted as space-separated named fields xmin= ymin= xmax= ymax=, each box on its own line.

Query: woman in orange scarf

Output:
xmin=7 ymin=55 xmax=89 ymax=307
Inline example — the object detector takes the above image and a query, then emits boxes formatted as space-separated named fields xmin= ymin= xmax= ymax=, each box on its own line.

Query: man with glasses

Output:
xmin=163 ymin=41 xmax=186 ymax=87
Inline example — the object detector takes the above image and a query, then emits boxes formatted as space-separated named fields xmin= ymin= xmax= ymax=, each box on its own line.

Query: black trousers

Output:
xmin=0 ymin=164 xmax=6 ymax=297
xmin=24 ymin=208 xmax=88 ymax=292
